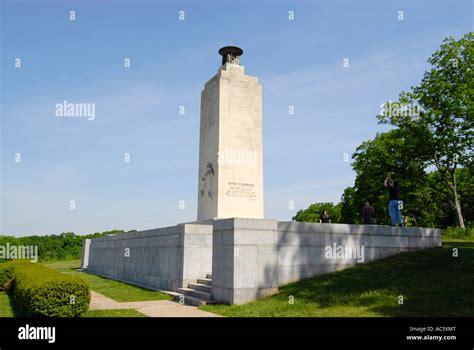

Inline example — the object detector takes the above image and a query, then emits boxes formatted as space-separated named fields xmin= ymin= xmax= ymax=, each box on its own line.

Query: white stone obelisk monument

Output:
xmin=197 ymin=46 xmax=264 ymax=220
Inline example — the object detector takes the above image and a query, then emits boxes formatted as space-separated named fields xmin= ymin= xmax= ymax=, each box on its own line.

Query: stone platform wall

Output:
xmin=84 ymin=223 xmax=212 ymax=291
xmin=211 ymin=218 xmax=441 ymax=304
xmin=82 ymin=218 xmax=441 ymax=304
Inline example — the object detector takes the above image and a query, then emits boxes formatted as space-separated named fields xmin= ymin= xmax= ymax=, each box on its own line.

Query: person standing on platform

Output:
xmin=362 ymin=201 xmax=375 ymax=224
xmin=384 ymin=177 xmax=403 ymax=226
xmin=319 ymin=210 xmax=331 ymax=223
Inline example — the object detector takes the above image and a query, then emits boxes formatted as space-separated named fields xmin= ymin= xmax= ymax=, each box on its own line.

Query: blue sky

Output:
xmin=1 ymin=0 xmax=472 ymax=236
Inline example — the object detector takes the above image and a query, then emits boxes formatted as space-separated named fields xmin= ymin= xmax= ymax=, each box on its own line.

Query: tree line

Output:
xmin=0 ymin=230 xmax=131 ymax=261
xmin=294 ymin=33 xmax=473 ymax=228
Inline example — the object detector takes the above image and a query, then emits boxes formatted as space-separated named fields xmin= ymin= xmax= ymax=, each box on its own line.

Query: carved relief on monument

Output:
xmin=200 ymin=162 xmax=215 ymax=204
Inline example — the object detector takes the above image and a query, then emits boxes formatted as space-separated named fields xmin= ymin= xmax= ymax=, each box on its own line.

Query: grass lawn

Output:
xmin=82 ymin=309 xmax=147 ymax=317
xmin=44 ymin=260 xmax=171 ymax=302
xmin=201 ymin=240 xmax=474 ymax=317
xmin=0 ymin=292 xmax=14 ymax=317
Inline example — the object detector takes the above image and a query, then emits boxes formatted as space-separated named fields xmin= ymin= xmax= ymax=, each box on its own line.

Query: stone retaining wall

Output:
xmin=211 ymin=218 xmax=441 ymax=304
xmin=85 ymin=223 xmax=212 ymax=291
xmin=82 ymin=218 xmax=441 ymax=304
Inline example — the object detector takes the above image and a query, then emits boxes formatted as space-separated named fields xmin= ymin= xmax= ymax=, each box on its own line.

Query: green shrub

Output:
xmin=0 ymin=260 xmax=23 ymax=291
xmin=0 ymin=260 xmax=90 ymax=317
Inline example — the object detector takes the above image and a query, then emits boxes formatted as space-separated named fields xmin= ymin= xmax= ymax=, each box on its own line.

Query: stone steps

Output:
xmin=188 ymin=282 xmax=212 ymax=293
xmin=172 ymin=274 xmax=215 ymax=306
xmin=177 ymin=287 xmax=213 ymax=301
xmin=176 ymin=294 xmax=215 ymax=307
xmin=197 ymin=278 xmax=212 ymax=285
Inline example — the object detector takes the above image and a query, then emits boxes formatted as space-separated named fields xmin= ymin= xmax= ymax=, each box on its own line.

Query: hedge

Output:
xmin=0 ymin=260 xmax=90 ymax=317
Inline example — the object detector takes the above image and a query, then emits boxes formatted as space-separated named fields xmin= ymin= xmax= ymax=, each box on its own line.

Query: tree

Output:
xmin=378 ymin=33 xmax=474 ymax=227
xmin=340 ymin=187 xmax=360 ymax=224
xmin=292 ymin=202 xmax=341 ymax=223
xmin=352 ymin=129 xmax=431 ymax=226
xmin=456 ymin=165 xmax=474 ymax=227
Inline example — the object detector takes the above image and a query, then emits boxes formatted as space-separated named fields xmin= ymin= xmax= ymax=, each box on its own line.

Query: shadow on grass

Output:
xmin=46 ymin=260 xmax=171 ymax=302
xmin=6 ymin=293 xmax=27 ymax=317
xmin=274 ymin=241 xmax=474 ymax=317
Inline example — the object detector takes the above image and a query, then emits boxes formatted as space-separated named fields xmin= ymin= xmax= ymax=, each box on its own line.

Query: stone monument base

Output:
xmin=82 ymin=219 xmax=441 ymax=305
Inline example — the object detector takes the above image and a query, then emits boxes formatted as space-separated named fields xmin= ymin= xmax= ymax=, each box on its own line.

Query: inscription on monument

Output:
xmin=225 ymin=182 xmax=256 ymax=200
